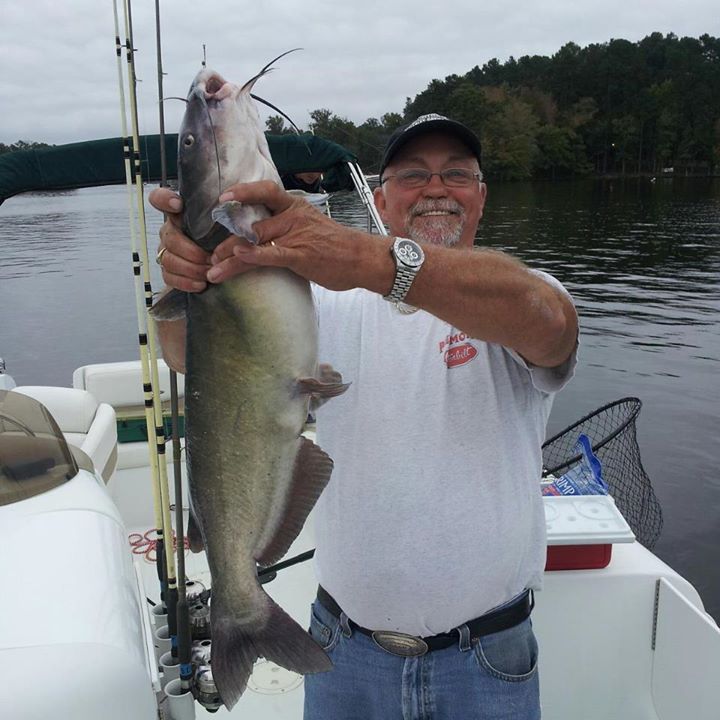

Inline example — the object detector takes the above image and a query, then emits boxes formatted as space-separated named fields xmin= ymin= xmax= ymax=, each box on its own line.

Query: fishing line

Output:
xmin=154 ymin=0 xmax=193 ymax=688
xmin=195 ymin=95 xmax=224 ymax=202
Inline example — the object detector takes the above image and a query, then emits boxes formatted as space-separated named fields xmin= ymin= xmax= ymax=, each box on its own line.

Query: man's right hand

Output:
xmin=149 ymin=187 xmax=211 ymax=292
xmin=148 ymin=187 xmax=267 ymax=292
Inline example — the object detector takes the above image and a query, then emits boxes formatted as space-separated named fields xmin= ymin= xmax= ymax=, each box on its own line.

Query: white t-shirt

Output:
xmin=312 ymin=274 xmax=576 ymax=636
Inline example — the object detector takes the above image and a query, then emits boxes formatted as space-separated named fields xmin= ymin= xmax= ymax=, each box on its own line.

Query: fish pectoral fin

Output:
xmin=211 ymin=201 xmax=262 ymax=245
xmin=256 ymin=436 xmax=334 ymax=567
xmin=286 ymin=189 xmax=329 ymax=207
xmin=149 ymin=288 xmax=189 ymax=321
xmin=298 ymin=365 xmax=351 ymax=411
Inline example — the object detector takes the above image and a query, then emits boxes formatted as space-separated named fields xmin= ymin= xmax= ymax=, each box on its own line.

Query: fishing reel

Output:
xmin=184 ymin=583 xmax=221 ymax=712
xmin=189 ymin=601 xmax=211 ymax=640
xmin=194 ymin=663 xmax=222 ymax=713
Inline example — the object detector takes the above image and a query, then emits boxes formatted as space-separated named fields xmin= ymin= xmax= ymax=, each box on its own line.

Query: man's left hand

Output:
xmin=209 ymin=181 xmax=390 ymax=293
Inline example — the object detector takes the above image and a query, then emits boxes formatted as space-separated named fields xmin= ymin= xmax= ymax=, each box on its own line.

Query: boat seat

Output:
xmin=11 ymin=387 xmax=117 ymax=484
xmin=73 ymin=360 xmax=184 ymax=471
xmin=72 ymin=359 xmax=184 ymax=412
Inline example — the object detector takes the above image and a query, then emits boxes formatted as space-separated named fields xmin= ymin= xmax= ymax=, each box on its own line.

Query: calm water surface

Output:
xmin=1 ymin=179 xmax=718 ymax=619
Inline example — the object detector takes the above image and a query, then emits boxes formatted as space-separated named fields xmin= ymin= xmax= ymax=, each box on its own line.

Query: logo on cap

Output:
xmin=407 ymin=113 xmax=448 ymax=129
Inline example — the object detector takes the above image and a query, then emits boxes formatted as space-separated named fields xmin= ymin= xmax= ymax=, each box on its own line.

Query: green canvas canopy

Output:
xmin=0 ymin=133 xmax=357 ymax=205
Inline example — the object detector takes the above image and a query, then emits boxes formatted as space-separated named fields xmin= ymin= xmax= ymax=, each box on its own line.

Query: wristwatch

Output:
xmin=383 ymin=237 xmax=426 ymax=304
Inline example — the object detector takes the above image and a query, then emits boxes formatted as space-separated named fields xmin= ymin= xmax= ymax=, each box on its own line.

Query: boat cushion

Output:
xmin=72 ymin=360 xmax=184 ymax=410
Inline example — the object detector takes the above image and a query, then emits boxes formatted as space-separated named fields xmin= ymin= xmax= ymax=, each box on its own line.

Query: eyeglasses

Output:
xmin=380 ymin=168 xmax=483 ymax=189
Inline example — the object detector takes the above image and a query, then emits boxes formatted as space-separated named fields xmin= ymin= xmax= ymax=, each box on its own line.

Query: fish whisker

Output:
xmin=251 ymin=94 xmax=303 ymax=136
xmin=240 ymin=48 xmax=303 ymax=93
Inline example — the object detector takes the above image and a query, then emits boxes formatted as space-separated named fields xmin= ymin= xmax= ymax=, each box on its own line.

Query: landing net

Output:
xmin=542 ymin=397 xmax=663 ymax=549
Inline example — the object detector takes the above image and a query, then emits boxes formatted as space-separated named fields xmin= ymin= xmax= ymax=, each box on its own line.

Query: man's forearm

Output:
xmin=359 ymin=241 xmax=578 ymax=368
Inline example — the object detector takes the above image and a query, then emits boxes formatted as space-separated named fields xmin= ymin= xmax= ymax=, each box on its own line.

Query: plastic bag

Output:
xmin=541 ymin=434 xmax=608 ymax=496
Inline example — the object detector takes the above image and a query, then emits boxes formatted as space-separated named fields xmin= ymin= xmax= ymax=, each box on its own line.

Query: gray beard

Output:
xmin=404 ymin=200 xmax=465 ymax=247
xmin=408 ymin=222 xmax=463 ymax=247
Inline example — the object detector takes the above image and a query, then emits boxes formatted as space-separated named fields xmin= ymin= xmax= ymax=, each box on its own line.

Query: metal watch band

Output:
xmin=383 ymin=238 xmax=425 ymax=304
xmin=384 ymin=265 xmax=417 ymax=303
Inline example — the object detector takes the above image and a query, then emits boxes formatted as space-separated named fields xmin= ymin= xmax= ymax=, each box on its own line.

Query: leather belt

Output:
xmin=316 ymin=586 xmax=533 ymax=657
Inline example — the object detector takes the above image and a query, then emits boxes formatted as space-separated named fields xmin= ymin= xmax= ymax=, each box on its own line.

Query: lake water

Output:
xmin=1 ymin=179 xmax=719 ymax=619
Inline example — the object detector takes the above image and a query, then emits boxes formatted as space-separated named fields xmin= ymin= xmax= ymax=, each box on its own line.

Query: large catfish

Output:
xmin=152 ymin=60 xmax=347 ymax=709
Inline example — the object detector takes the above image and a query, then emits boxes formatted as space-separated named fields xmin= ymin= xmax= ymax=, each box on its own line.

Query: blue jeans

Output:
xmin=304 ymin=597 xmax=540 ymax=720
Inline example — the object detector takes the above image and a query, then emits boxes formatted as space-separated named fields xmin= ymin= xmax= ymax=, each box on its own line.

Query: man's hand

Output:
xmin=149 ymin=181 xmax=392 ymax=295
xmin=216 ymin=181 xmax=390 ymax=293
xmin=148 ymin=187 xmax=210 ymax=292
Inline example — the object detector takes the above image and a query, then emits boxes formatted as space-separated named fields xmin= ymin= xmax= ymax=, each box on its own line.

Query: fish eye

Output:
xmin=183 ymin=134 xmax=195 ymax=147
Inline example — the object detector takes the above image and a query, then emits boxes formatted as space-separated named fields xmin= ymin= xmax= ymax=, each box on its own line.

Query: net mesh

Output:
xmin=541 ymin=397 xmax=663 ymax=549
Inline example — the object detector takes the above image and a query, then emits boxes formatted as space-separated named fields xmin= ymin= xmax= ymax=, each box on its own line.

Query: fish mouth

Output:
xmin=188 ymin=71 xmax=233 ymax=102
xmin=202 ymin=73 xmax=234 ymax=100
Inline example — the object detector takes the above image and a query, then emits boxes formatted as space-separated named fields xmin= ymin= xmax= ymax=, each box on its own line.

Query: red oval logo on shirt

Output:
xmin=444 ymin=343 xmax=478 ymax=368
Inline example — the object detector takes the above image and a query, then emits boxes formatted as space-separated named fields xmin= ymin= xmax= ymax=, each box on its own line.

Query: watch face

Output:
xmin=395 ymin=239 xmax=425 ymax=268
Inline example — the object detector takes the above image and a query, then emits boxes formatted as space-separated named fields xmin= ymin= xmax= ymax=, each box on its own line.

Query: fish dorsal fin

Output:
xmin=255 ymin=436 xmax=333 ymax=567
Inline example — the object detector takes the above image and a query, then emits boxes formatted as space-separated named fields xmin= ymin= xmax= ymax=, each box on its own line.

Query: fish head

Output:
xmin=178 ymin=68 xmax=280 ymax=249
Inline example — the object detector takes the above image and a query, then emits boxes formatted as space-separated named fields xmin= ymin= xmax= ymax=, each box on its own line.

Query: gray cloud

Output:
xmin=1 ymin=0 xmax=717 ymax=144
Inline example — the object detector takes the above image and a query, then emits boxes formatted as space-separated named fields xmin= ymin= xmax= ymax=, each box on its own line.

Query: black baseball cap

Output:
xmin=380 ymin=113 xmax=482 ymax=178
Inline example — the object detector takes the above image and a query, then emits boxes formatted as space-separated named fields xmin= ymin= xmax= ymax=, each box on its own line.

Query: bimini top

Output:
xmin=0 ymin=133 xmax=357 ymax=205
xmin=0 ymin=391 xmax=79 ymax=506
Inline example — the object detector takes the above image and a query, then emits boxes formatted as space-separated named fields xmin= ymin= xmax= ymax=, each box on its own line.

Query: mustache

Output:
xmin=408 ymin=199 xmax=464 ymax=217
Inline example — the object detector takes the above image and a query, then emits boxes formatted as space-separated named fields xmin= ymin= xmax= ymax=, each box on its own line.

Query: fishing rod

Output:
xmin=111 ymin=0 xmax=169 ymax=613
xmin=347 ymin=161 xmax=387 ymax=235
xmin=154 ymin=0 xmax=193 ymax=692
xmin=123 ymin=0 xmax=181 ymax=661
xmin=119 ymin=0 xmax=179 ymax=652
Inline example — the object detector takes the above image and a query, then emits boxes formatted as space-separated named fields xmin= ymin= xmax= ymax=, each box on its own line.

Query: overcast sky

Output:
xmin=1 ymin=1 xmax=717 ymax=146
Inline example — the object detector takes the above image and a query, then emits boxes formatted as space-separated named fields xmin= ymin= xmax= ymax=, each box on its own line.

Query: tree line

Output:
xmin=0 ymin=140 xmax=53 ymax=154
xmin=6 ymin=34 xmax=719 ymax=181
xmin=270 ymin=33 xmax=720 ymax=180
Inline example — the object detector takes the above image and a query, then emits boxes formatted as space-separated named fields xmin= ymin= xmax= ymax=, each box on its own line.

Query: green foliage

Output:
xmin=364 ymin=33 xmax=720 ymax=177
xmin=471 ymin=87 xmax=539 ymax=179
xmin=265 ymin=115 xmax=295 ymax=135
xmin=298 ymin=33 xmax=719 ymax=179
xmin=0 ymin=140 xmax=53 ymax=155
xmin=11 ymin=34 xmax=719 ymax=178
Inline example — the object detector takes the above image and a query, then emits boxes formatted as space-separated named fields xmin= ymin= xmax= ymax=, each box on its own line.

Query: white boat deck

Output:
xmin=2 ymin=369 xmax=719 ymax=720
xmin=117 ymin=452 xmax=719 ymax=720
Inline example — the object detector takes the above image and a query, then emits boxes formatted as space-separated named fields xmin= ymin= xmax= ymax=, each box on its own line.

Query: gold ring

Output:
xmin=156 ymin=247 xmax=168 ymax=266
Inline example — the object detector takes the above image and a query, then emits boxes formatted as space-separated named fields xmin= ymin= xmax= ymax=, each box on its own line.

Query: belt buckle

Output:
xmin=371 ymin=630 xmax=429 ymax=657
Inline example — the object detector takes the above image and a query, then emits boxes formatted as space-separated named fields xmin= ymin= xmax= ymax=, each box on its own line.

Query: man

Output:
xmin=150 ymin=113 xmax=578 ymax=720
xmin=281 ymin=170 xmax=324 ymax=192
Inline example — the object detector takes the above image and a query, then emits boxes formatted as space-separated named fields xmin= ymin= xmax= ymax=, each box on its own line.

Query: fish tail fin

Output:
xmin=211 ymin=593 xmax=332 ymax=710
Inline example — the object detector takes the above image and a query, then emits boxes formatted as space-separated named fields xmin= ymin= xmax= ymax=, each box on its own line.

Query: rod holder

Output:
xmin=160 ymin=650 xmax=180 ymax=690
xmin=151 ymin=603 xmax=168 ymax=627
xmin=154 ymin=623 xmax=172 ymax=661
xmin=165 ymin=679 xmax=196 ymax=720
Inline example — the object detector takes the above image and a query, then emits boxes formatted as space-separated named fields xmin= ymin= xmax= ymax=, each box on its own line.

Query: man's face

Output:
xmin=374 ymin=132 xmax=487 ymax=248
